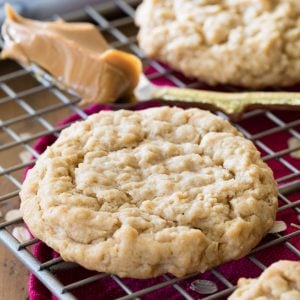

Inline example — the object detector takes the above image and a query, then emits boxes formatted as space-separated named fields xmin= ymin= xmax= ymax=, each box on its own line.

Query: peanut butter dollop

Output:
xmin=1 ymin=4 xmax=142 ymax=104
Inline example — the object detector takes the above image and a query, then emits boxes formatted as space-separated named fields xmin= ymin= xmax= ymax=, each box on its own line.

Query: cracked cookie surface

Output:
xmin=136 ymin=0 xmax=300 ymax=88
xmin=20 ymin=107 xmax=277 ymax=278
xmin=229 ymin=260 xmax=300 ymax=300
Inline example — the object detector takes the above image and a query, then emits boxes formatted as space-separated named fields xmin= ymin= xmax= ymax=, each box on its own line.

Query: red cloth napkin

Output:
xmin=27 ymin=78 xmax=300 ymax=299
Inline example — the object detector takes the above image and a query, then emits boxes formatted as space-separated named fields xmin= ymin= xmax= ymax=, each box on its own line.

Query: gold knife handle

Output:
xmin=152 ymin=87 xmax=300 ymax=118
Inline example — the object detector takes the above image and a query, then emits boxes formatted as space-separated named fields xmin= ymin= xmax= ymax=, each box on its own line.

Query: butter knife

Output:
xmin=134 ymin=74 xmax=300 ymax=120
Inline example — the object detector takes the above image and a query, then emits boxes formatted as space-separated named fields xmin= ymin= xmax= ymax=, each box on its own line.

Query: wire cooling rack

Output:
xmin=0 ymin=0 xmax=299 ymax=299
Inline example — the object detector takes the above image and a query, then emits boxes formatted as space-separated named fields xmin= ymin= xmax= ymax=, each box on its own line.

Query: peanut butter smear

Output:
xmin=1 ymin=4 xmax=142 ymax=104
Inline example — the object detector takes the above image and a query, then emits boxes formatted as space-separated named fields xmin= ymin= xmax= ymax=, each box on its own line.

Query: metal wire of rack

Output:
xmin=0 ymin=0 xmax=299 ymax=299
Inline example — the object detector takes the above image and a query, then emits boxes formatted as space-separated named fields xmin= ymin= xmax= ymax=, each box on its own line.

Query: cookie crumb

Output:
xmin=291 ymin=223 xmax=300 ymax=230
xmin=12 ymin=226 xmax=30 ymax=243
xmin=269 ymin=221 xmax=287 ymax=233
xmin=288 ymin=137 xmax=300 ymax=159
xmin=19 ymin=150 xmax=31 ymax=163
xmin=5 ymin=209 xmax=23 ymax=221
xmin=190 ymin=279 xmax=218 ymax=294
xmin=19 ymin=132 xmax=33 ymax=140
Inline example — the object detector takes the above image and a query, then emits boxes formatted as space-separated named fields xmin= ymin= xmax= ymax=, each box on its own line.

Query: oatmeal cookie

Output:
xmin=20 ymin=107 xmax=277 ymax=278
xmin=135 ymin=0 xmax=300 ymax=88
xmin=229 ymin=260 xmax=300 ymax=300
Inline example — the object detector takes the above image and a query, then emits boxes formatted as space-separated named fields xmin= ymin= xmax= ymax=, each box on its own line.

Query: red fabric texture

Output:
xmin=27 ymin=79 xmax=300 ymax=299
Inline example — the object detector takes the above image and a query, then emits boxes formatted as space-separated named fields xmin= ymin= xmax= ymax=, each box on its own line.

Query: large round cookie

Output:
xmin=229 ymin=260 xmax=300 ymax=299
xmin=20 ymin=107 xmax=277 ymax=278
xmin=135 ymin=0 xmax=300 ymax=88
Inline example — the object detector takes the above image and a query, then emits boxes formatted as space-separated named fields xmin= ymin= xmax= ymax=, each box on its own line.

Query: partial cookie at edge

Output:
xmin=229 ymin=260 xmax=300 ymax=300
xmin=135 ymin=0 xmax=300 ymax=88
